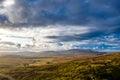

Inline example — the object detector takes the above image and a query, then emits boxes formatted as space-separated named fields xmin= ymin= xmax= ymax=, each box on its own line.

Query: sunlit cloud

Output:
xmin=0 ymin=0 xmax=120 ymax=52
xmin=3 ymin=0 xmax=15 ymax=7
xmin=0 ymin=25 xmax=91 ymax=51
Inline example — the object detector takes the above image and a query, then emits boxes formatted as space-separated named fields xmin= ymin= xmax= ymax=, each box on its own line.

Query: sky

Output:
xmin=0 ymin=0 xmax=120 ymax=52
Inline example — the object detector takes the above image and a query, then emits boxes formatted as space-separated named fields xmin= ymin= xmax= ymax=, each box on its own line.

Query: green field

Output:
xmin=0 ymin=53 xmax=120 ymax=80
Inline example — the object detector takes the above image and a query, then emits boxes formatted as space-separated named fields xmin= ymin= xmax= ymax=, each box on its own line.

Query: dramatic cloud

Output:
xmin=0 ymin=0 xmax=120 ymax=52
xmin=0 ymin=26 xmax=91 ymax=50
xmin=0 ymin=0 xmax=119 ymax=26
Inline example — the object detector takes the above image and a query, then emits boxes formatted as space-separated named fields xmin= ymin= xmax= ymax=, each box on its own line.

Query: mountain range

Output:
xmin=0 ymin=49 xmax=105 ymax=58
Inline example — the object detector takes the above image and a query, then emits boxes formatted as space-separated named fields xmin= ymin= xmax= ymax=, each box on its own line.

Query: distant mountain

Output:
xmin=0 ymin=49 xmax=105 ymax=58
xmin=36 ymin=49 xmax=105 ymax=57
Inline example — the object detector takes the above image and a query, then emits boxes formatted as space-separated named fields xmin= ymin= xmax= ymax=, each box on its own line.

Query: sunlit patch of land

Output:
xmin=1 ymin=51 xmax=120 ymax=80
xmin=0 ymin=52 xmax=98 ymax=69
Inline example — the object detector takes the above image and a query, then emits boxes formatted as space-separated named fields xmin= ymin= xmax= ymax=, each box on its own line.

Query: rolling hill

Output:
xmin=1 ymin=52 xmax=120 ymax=80
xmin=0 ymin=49 xmax=104 ymax=58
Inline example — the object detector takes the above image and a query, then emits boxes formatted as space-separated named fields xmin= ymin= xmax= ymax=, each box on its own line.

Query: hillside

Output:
xmin=0 ymin=49 xmax=100 ymax=71
xmin=1 ymin=52 xmax=120 ymax=80
xmin=0 ymin=49 xmax=103 ymax=57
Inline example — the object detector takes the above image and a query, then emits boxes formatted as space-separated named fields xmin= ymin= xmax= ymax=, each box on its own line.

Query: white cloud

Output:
xmin=0 ymin=25 xmax=91 ymax=51
xmin=3 ymin=0 xmax=15 ymax=7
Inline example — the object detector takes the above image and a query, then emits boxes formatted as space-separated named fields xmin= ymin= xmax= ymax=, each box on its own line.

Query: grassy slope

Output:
xmin=2 ymin=53 xmax=120 ymax=80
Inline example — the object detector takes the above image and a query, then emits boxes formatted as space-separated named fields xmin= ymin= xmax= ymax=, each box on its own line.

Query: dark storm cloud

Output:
xmin=0 ymin=14 xmax=8 ymax=24
xmin=0 ymin=0 xmax=119 ymax=27
xmin=0 ymin=0 xmax=120 ymax=45
xmin=0 ymin=0 xmax=118 ymax=26
xmin=47 ymin=31 xmax=105 ymax=42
